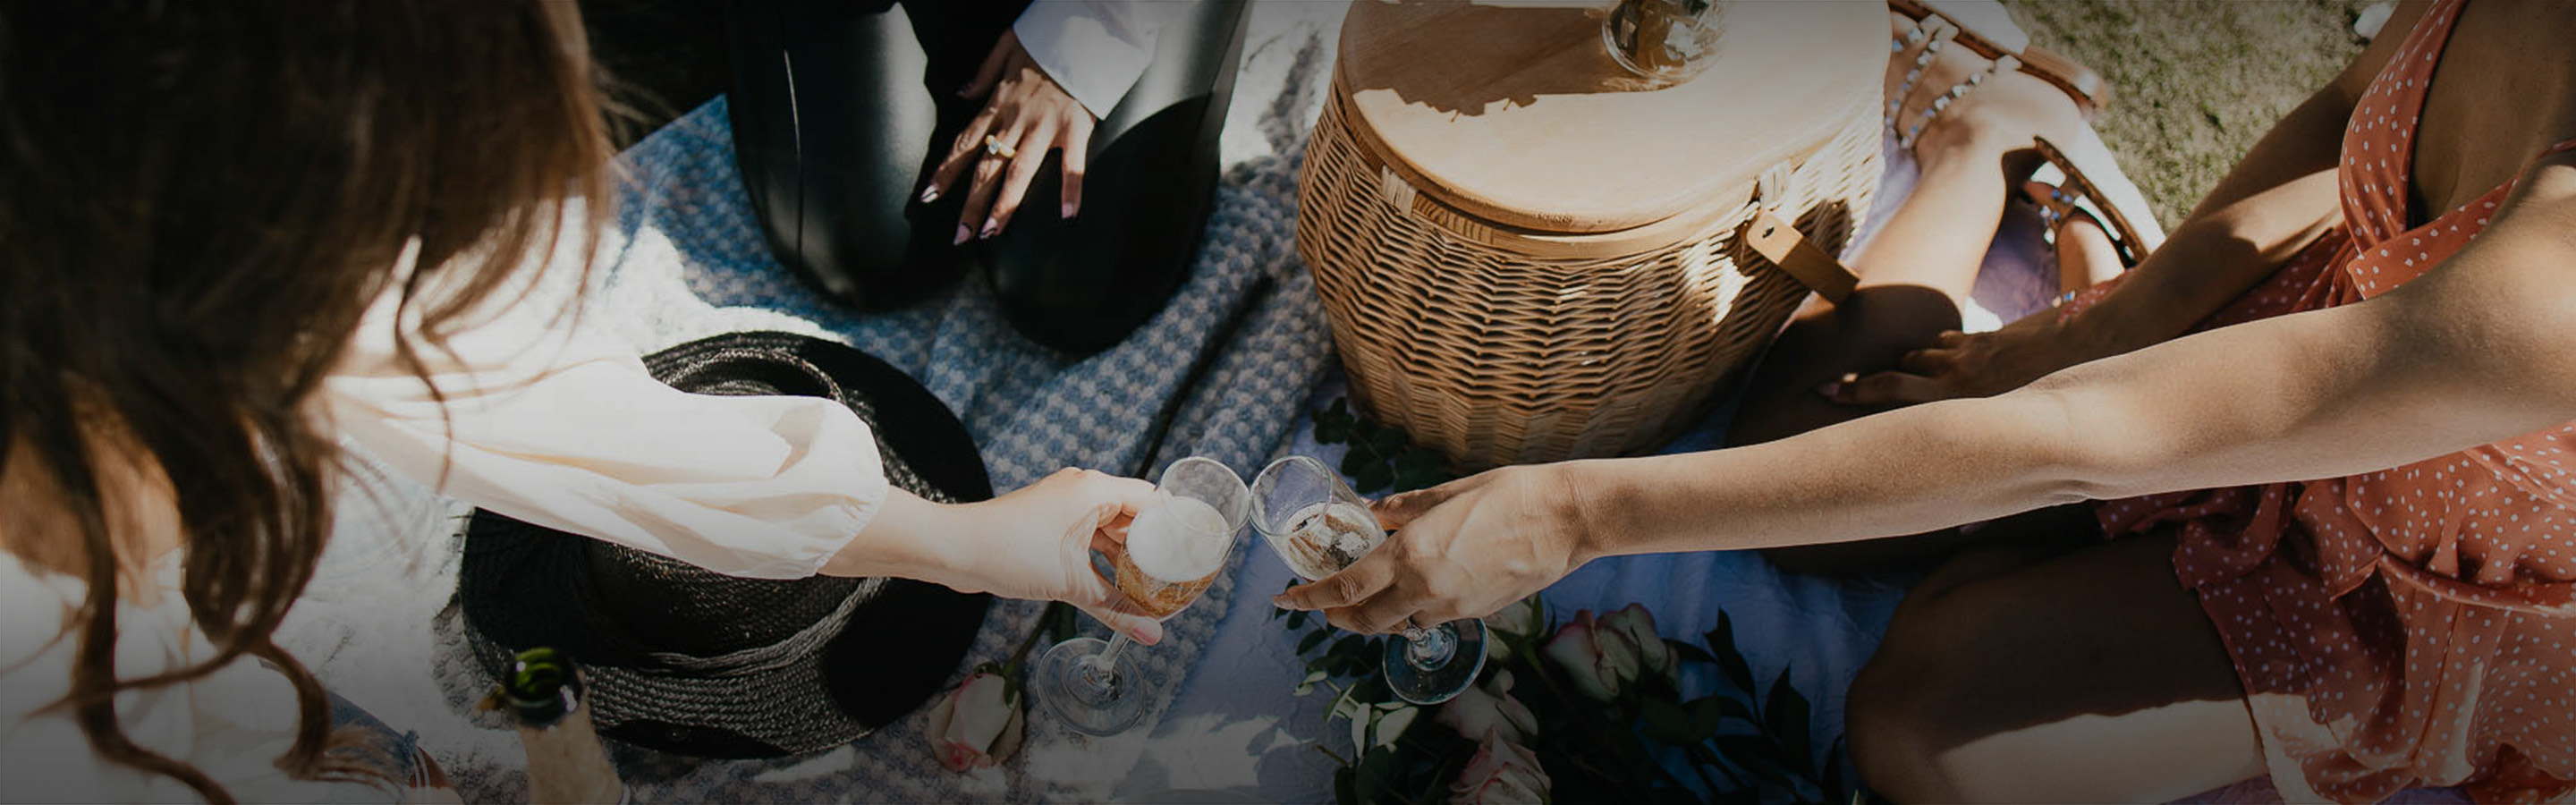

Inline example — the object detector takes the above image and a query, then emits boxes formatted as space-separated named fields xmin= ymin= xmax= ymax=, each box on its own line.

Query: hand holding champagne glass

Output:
xmin=1251 ymin=455 xmax=1487 ymax=705
xmin=1036 ymin=456 xmax=1246 ymax=735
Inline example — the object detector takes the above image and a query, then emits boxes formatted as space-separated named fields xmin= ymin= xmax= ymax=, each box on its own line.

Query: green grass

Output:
xmin=2006 ymin=0 xmax=2375 ymax=228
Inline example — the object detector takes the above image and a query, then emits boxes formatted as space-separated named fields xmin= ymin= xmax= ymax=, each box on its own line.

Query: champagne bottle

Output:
xmin=489 ymin=648 xmax=626 ymax=804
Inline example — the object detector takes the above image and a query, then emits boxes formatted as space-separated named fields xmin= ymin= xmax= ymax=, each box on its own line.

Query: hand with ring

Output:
xmin=920 ymin=30 xmax=1094 ymax=245
xmin=1274 ymin=464 xmax=1595 ymax=633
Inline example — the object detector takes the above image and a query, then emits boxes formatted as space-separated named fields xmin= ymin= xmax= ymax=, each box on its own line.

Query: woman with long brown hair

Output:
xmin=0 ymin=3 xmax=1167 ymax=801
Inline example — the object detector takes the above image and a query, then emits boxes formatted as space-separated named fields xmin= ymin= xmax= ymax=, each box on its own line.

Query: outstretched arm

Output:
xmin=1284 ymin=151 xmax=2576 ymax=632
xmin=329 ymin=237 xmax=1172 ymax=642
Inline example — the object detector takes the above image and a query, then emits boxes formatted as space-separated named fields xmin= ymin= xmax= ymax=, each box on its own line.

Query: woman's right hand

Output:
xmin=830 ymin=467 xmax=1166 ymax=644
xmin=1823 ymin=309 xmax=2111 ymax=406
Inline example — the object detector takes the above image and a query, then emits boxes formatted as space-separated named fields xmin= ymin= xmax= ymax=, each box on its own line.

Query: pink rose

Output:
xmin=1449 ymin=730 xmax=1551 ymax=804
xmin=1543 ymin=609 xmax=1641 ymax=701
xmin=925 ymin=669 xmax=1025 ymax=771
xmin=1436 ymin=668 xmax=1540 ymax=745
xmin=1598 ymin=603 xmax=1674 ymax=680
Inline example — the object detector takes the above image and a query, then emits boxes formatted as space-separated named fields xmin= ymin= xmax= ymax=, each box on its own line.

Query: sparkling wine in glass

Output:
xmin=1035 ymin=456 xmax=1247 ymax=735
xmin=1250 ymin=455 xmax=1486 ymax=705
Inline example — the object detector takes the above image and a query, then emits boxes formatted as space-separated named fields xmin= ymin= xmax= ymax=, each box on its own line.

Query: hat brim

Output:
xmin=450 ymin=332 xmax=993 ymax=758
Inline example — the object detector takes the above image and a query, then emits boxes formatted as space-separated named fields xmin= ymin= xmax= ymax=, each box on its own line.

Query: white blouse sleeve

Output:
xmin=1012 ymin=0 xmax=1195 ymax=118
xmin=321 ymin=247 xmax=889 ymax=580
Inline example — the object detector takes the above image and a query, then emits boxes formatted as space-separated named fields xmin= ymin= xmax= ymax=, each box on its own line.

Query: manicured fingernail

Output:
xmin=979 ymin=220 xmax=1000 ymax=240
xmin=1816 ymin=381 xmax=1842 ymax=398
xmin=919 ymin=185 xmax=940 ymax=204
xmin=1062 ymin=201 xmax=1078 ymax=219
xmin=953 ymin=225 xmax=970 ymax=245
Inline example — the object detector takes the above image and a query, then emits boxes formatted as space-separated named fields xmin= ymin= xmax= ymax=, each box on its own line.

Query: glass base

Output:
xmin=1033 ymin=637 xmax=1149 ymax=736
xmin=1385 ymin=619 xmax=1488 ymax=705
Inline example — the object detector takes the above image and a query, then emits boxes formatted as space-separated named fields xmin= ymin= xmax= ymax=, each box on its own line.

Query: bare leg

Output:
xmin=2031 ymin=182 xmax=2128 ymax=292
xmin=1847 ymin=532 xmax=2266 ymax=802
xmin=1734 ymin=15 xmax=2105 ymax=572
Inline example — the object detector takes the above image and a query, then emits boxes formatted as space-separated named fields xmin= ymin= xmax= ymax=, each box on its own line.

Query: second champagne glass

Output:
xmin=1034 ymin=456 xmax=1248 ymax=735
xmin=1250 ymin=455 xmax=1486 ymax=705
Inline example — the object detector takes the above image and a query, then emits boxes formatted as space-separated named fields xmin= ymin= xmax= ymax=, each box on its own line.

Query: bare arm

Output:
xmin=2068 ymin=1 xmax=2426 ymax=354
xmin=1284 ymin=152 xmax=2576 ymax=631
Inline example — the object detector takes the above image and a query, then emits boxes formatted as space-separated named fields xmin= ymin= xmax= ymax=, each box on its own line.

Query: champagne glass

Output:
xmin=1035 ymin=456 xmax=1249 ymax=735
xmin=1250 ymin=455 xmax=1486 ymax=705
xmin=1603 ymin=0 xmax=1730 ymax=82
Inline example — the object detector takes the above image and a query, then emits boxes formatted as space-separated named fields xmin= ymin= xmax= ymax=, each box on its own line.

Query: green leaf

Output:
xmin=1327 ymin=634 xmax=1370 ymax=662
xmin=1315 ymin=407 xmax=1352 ymax=444
xmin=1713 ymin=734 xmax=1792 ymax=789
xmin=1371 ymin=705 xmax=1420 ymax=751
xmin=1390 ymin=468 xmax=1445 ymax=494
xmin=1329 ymin=683 xmax=1368 ymax=724
xmin=1287 ymin=609 xmax=1309 ymax=630
xmin=1707 ymin=611 xmax=1756 ymax=695
xmin=1339 ymin=446 xmax=1378 ymax=479
xmin=1333 ymin=765 xmax=1358 ymax=805
xmin=1324 ymin=635 xmax=1375 ymax=677
xmin=1353 ymin=746 xmax=1398 ymax=805
xmin=1348 ymin=671 xmax=1393 ymax=706
xmin=1391 ymin=448 xmax=1444 ymax=474
xmin=1639 ymin=697 xmax=1703 ymax=744
xmin=1672 ymin=641 xmax=1716 ymax=665
xmin=1351 ymin=462 xmax=1395 ymax=496
xmin=1350 ymin=702 xmax=1372 ymax=755
xmin=1296 ymin=667 xmax=1330 ymax=697
xmin=1389 ymin=449 xmax=1449 ymax=493
xmin=1687 ymin=695 xmax=1753 ymax=734
xmin=1766 ymin=665 xmax=1815 ymax=777
xmin=1367 ymin=427 xmax=1408 ymax=456
xmin=1300 ymin=629 xmax=1331 ymax=655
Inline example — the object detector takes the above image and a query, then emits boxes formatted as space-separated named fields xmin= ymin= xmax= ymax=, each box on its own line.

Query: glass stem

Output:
xmin=1404 ymin=623 xmax=1456 ymax=670
xmin=1082 ymin=632 xmax=1135 ymax=690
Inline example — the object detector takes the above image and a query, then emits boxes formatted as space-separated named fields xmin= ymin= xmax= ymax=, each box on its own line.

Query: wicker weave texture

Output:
xmin=1296 ymin=80 xmax=1882 ymax=469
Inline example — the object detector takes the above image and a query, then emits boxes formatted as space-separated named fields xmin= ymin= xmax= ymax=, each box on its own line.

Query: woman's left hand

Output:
xmin=920 ymin=30 xmax=1096 ymax=244
xmin=1274 ymin=464 xmax=1594 ymax=634
xmin=1824 ymin=310 xmax=2106 ymax=406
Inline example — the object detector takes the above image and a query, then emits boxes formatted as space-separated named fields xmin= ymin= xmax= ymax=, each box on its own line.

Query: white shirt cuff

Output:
xmin=1013 ymin=0 xmax=1169 ymax=118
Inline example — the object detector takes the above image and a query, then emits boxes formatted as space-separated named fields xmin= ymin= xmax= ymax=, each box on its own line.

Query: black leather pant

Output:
xmin=724 ymin=0 xmax=1247 ymax=355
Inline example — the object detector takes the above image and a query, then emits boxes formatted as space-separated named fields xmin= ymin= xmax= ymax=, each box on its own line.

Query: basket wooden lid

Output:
xmin=1335 ymin=1 xmax=1883 ymax=235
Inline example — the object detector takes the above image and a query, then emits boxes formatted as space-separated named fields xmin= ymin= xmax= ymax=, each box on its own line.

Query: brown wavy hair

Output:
xmin=0 ymin=1 xmax=613 ymax=801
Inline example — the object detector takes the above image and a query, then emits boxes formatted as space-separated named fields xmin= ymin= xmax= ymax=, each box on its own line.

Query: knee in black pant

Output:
xmin=745 ymin=173 xmax=957 ymax=310
xmin=723 ymin=0 xmax=965 ymax=311
xmin=981 ymin=4 xmax=1245 ymax=355
xmin=983 ymin=108 xmax=1219 ymax=353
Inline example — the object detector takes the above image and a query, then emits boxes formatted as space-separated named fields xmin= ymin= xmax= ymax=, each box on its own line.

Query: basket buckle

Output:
xmin=1741 ymin=162 xmax=1859 ymax=304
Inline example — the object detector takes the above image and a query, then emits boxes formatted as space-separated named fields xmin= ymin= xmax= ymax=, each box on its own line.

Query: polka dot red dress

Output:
xmin=2063 ymin=2 xmax=2576 ymax=801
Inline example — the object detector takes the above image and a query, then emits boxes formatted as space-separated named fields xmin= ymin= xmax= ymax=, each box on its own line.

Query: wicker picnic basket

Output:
xmin=1295 ymin=2 xmax=1885 ymax=469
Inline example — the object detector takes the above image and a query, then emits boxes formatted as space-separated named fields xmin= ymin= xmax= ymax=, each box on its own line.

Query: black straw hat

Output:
xmin=454 ymin=331 xmax=992 ymax=759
